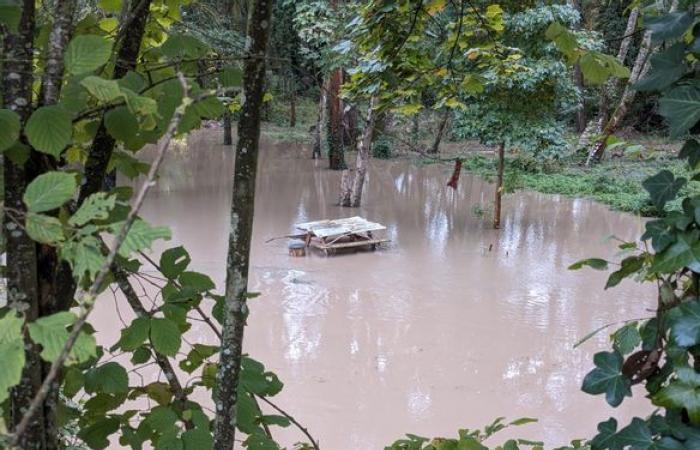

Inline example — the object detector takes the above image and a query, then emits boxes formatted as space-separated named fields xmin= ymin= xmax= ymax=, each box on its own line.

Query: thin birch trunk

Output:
xmin=350 ymin=97 xmax=378 ymax=207
xmin=2 ymin=1 xmax=44 ymax=448
xmin=212 ymin=0 xmax=273 ymax=448
xmin=494 ymin=143 xmax=505 ymax=229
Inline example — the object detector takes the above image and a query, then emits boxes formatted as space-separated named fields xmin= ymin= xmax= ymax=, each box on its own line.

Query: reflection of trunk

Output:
xmin=327 ymin=68 xmax=346 ymax=170
xmin=340 ymin=98 xmax=378 ymax=207
xmin=212 ymin=0 xmax=273 ymax=448
xmin=446 ymin=159 xmax=462 ymax=189
xmin=312 ymin=87 xmax=325 ymax=159
xmin=223 ymin=110 xmax=233 ymax=145
xmin=578 ymin=6 xmax=639 ymax=150
xmin=586 ymin=30 xmax=652 ymax=165
xmin=429 ymin=110 xmax=449 ymax=154
xmin=3 ymin=2 xmax=44 ymax=448
xmin=289 ymin=89 xmax=296 ymax=127
xmin=494 ymin=143 xmax=505 ymax=229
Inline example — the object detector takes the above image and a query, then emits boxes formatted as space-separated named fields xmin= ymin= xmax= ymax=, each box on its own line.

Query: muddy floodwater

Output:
xmin=95 ymin=129 xmax=655 ymax=449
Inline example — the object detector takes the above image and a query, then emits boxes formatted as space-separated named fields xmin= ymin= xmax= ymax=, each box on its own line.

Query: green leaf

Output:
xmin=104 ymin=106 xmax=140 ymax=144
xmin=178 ymin=271 xmax=215 ymax=292
xmin=160 ymin=246 xmax=191 ymax=279
xmin=645 ymin=11 xmax=693 ymax=43
xmin=150 ymin=318 xmax=181 ymax=356
xmin=113 ymin=219 xmax=171 ymax=257
xmin=579 ymin=51 xmax=630 ymax=85
xmin=659 ymin=85 xmax=700 ymax=138
xmin=0 ymin=1 xmax=21 ymax=33
xmin=65 ymin=35 xmax=112 ymax=75
xmin=60 ymin=235 xmax=106 ymax=281
xmin=606 ymin=256 xmax=644 ymax=289
xmin=590 ymin=418 xmax=618 ymax=450
xmin=28 ymin=312 xmax=74 ymax=363
xmin=81 ymin=76 xmax=123 ymax=103
xmin=635 ymin=43 xmax=686 ymax=92
xmin=182 ymin=428 xmax=213 ymax=450
xmin=25 ymin=105 xmax=72 ymax=156
xmin=0 ymin=314 xmax=25 ymax=403
xmin=117 ymin=317 xmax=151 ymax=351
xmin=98 ymin=0 xmax=122 ymax=12
xmin=25 ymin=213 xmax=65 ymax=244
xmin=69 ymin=193 xmax=117 ymax=226
xmin=650 ymin=231 xmax=700 ymax=274
xmin=78 ymin=417 xmax=120 ymax=450
xmin=24 ymin=171 xmax=77 ymax=212
xmin=642 ymin=170 xmax=686 ymax=210
xmin=85 ymin=362 xmax=129 ymax=394
xmin=145 ymin=405 xmax=178 ymax=433
xmin=179 ymin=344 xmax=218 ymax=374
xmin=581 ymin=351 xmax=631 ymax=407
xmin=0 ymin=108 xmax=21 ymax=152
xmin=220 ymin=66 xmax=243 ymax=87
xmin=612 ymin=322 xmax=641 ymax=355
xmin=670 ymin=301 xmax=700 ymax=347
xmin=568 ymin=258 xmax=608 ymax=271
xmin=160 ymin=34 xmax=208 ymax=60
xmin=679 ymin=139 xmax=700 ymax=170
xmin=615 ymin=418 xmax=653 ymax=449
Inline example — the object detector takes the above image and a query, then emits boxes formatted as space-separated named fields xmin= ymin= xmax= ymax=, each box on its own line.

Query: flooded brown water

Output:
xmin=95 ymin=129 xmax=654 ymax=449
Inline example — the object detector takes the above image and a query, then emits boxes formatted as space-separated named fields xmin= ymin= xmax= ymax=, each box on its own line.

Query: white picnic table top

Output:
xmin=295 ymin=216 xmax=386 ymax=238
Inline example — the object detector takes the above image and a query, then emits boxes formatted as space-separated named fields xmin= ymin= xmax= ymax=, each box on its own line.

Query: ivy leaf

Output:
xmin=659 ymin=85 xmax=700 ymax=138
xmin=25 ymin=105 xmax=73 ymax=157
xmin=81 ymin=76 xmax=123 ymax=103
xmin=641 ymin=220 xmax=674 ymax=253
xmin=645 ymin=11 xmax=694 ymax=43
xmin=84 ymin=362 xmax=129 ymax=394
xmin=0 ymin=314 xmax=26 ymax=403
xmin=669 ymin=301 xmax=700 ymax=347
xmin=615 ymin=418 xmax=653 ymax=449
xmin=113 ymin=219 xmax=171 ymax=257
xmin=612 ymin=323 xmax=641 ymax=355
xmin=650 ymin=231 xmax=700 ymax=274
xmin=69 ymin=192 xmax=117 ymax=226
xmin=25 ymin=213 xmax=65 ymax=244
xmin=679 ymin=139 xmax=700 ymax=170
xmin=116 ymin=317 xmax=151 ymax=351
xmin=0 ymin=108 xmax=21 ymax=151
xmin=642 ymin=170 xmax=686 ymax=211
xmin=150 ymin=318 xmax=181 ymax=356
xmin=23 ymin=171 xmax=77 ymax=212
xmin=590 ymin=418 xmax=620 ymax=450
xmin=65 ymin=35 xmax=112 ymax=75
xmin=581 ymin=351 xmax=631 ymax=407
xmin=635 ymin=43 xmax=686 ymax=92
xmin=568 ymin=258 xmax=608 ymax=271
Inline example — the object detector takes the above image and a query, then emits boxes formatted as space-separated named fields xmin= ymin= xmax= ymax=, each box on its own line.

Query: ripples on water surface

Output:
xmin=95 ymin=130 xmax=654 ymax=449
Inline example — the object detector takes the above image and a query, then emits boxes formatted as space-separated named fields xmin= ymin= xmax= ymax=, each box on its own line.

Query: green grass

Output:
xmin=458 ymin=154 xmax=699 ymax=216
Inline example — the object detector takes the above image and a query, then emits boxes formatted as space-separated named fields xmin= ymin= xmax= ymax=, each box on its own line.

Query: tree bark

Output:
xmin=223 ymin=110 xmax=233 ymax=145
xmin=289 ymin=87 xmax=296 ymax=128
xmin=577 ymin=6 xmax=640 ymax=150
xmin=494 ymin=143 xmax=505 ymax=229
xmin=212 ymin=0 xmax=273 ymax=448
xmin=569 ymin=0 xmax=586 ymax=133
xmin=429 ymin=110 xmax=449 ymax=154
xmin=327 ymin=68 xmax=346 ymax=169
xmin=79 ymin=0 xmax=153 ymax=203
xmin=349 ymin=98 xmax=378 ymax=207
xmin=2 ymin=1 xmax=44 ymax=448
xmin=312 ymin=86 xmax=326 ymax=159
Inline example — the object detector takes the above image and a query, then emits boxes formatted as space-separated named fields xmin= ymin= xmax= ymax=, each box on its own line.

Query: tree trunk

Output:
xmin=411 ymin=114 xmax=419 ymax=146
xmin=569 ymin=0 xmax=586 ymax=133
xmin=212 ymin=0 xmax=273 ymax=448
xmin=344 ymin=103 xmax=358 ymax=150
xmin=2 ymin=1 xmax=45 ymax=448
xmin=327 ymin=68 xmax=346 ymax=170
xmin=312 ymin=86 xmax=326 ymax=159
xmin=349 ymin=98 xmax=378 ymax=207
xmin=79 ymin=0 xmax=153 ymax=203
xmin=429 ymin=110 xmax=449 ymax=154
xmin=494 ymin=143 xmax=505 ymax=229
xmin=578 ymin=6 xmax=640 ymax=149
xmin=289 ymin=88 xmax=296 ymax=128
xmin=223 ymin=110 xmax=233 ymax=145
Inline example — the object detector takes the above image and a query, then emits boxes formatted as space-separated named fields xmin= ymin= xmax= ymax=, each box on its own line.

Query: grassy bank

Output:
xmin=456 ymin=153 xmax=699 ymax=216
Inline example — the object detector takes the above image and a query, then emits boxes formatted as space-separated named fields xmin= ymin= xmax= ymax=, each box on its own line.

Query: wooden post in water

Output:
xmin=494 ymin=142 xmax=505 ymax=229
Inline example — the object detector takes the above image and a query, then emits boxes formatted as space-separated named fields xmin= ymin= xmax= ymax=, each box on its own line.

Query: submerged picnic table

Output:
xmin=294 ymin=216 xmax=389 ymax=255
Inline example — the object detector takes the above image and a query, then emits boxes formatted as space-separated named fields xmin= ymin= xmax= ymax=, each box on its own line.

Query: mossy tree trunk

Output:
xmin=212 ymin=0 xmax=273 ymax=448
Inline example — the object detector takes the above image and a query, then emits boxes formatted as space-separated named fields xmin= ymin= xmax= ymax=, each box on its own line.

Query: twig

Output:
xmin=7 ymin=72 xmax=191 ymax=448
xmin=256 ymin=394 xmax=321 ymax=450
